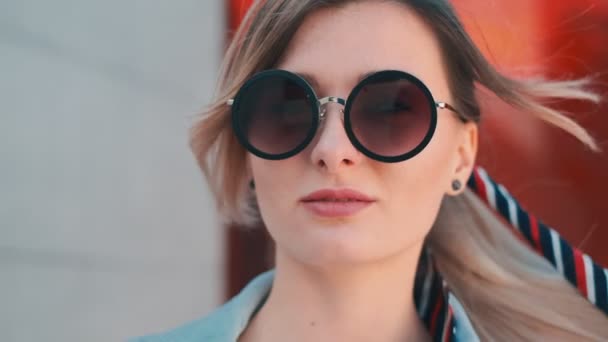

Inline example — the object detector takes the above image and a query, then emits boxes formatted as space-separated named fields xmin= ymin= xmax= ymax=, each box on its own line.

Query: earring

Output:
xmin=249 ymin=180 xmax=255 ymax=190
xmin=451 ymin=179 xmax=462 ymax=192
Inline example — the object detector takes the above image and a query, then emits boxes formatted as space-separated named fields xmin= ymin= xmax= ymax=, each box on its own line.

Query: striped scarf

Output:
xmin=415 ymin=166 xmax=607 ymax=341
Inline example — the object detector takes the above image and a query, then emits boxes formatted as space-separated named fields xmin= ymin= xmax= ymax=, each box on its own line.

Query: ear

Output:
xmin=447 ymin=122 xmax=478 ymax=196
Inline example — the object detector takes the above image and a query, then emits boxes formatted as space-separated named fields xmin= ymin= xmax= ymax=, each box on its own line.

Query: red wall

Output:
xmin=453 ymin=0 xmax=608 ymax=264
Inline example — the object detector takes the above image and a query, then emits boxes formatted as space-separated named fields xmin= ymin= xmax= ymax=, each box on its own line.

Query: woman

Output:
xmin=133 ymin=0 xmax=608 ymax=340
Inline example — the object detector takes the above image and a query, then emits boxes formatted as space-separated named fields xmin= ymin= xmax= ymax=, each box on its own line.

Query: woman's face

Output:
xmin=247 ymin=1 xmax=477 ymax=267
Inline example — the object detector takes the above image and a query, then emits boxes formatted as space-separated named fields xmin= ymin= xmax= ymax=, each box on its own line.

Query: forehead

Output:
xmin=276 ymin=1 xmax=446 ymax=91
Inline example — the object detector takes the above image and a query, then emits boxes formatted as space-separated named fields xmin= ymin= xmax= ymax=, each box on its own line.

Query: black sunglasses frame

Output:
xmin=229 ymin=69 xmax=459 ymax=163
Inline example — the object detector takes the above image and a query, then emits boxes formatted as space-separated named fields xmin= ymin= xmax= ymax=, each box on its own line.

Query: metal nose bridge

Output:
xmin=319 ymin=96 xmax=346 ymax=106
xmin=318 ymin=96 xmax=346 ymax=120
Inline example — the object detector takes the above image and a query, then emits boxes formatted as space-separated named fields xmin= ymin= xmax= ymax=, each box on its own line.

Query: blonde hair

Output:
xmin=190 ymin=0 xmax=607 ymax=339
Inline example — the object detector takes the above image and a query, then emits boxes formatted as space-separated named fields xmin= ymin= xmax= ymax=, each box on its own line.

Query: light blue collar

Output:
xmin=131 ymin=270 xmax=274 ymax=342
xmin=130 ymin=268 xmax=478 ymax=341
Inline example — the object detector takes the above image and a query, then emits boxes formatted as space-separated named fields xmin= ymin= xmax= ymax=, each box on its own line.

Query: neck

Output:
xmin=240 ymin=245 xmax=430 ymax=342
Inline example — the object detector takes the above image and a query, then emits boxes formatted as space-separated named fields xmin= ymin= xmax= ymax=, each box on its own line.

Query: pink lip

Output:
xmin=300 ymin=189 xmax=376 ymax=218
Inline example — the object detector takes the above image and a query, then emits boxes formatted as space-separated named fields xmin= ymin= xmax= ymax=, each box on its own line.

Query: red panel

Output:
xmin=539 ymin=0 xmax=608 ymax=262
xmin=453 ymin=0 xmax=608 ymax=264
xmin=225 ymin=0 xmax=266 ymax=300
xmin=228 ymin=0 xmax=254 ymax=33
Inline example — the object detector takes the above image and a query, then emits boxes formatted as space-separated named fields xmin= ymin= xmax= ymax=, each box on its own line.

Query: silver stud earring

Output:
xmin=452 ymin=179 xmax=462 ymax=192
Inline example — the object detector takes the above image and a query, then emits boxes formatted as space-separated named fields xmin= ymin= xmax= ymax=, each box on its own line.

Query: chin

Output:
xmin=289 ymin=228 xmax=392 ymax=267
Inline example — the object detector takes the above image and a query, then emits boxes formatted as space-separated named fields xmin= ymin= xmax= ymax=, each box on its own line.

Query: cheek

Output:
xmin=249 ymin=157 xmax=301 ymax=229
xmin=413 ymin=118 xmax=461 ymax=189
xmin=378 ymin=127 xmax=457 ymax=239
xmin=378 ymin=166 xmax=445 ymax=248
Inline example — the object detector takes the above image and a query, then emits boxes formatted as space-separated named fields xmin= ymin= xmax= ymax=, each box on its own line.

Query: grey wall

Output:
xmin=1 ymin=1 xmax=224 ymax=341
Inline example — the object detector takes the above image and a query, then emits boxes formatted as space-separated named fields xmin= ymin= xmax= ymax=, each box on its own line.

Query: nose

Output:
xmin=309 ymin=102 xmax=363 ymax=173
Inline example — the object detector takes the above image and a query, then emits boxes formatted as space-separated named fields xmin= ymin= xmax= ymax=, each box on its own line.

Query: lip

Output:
xmin=300 ymin=189 xmax=376 ymax=218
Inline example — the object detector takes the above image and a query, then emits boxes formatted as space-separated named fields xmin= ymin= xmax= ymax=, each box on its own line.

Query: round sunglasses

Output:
xmin=228 ymin=69 xmax=461 ymax=163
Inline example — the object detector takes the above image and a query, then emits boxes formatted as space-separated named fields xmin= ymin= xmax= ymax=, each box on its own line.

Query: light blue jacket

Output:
xmin=130 ymin=268 xmax=479 ymax=342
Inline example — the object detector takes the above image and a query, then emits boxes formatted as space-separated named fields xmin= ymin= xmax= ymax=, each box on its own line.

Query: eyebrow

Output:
xmin=293 ymin=70 xmax=379 ymax=90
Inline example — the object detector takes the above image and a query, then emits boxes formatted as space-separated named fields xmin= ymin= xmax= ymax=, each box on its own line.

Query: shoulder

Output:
xmin=129 ymin=270 xmax=274 ymax=342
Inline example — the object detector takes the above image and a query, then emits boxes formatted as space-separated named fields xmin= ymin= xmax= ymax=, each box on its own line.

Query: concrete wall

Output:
xmin=0 ymin=1 xmax=224 ymax=341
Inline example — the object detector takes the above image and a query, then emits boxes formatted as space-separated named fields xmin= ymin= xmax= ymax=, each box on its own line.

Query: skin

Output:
xmin=240 ymin=2 xmax=478 ymax=341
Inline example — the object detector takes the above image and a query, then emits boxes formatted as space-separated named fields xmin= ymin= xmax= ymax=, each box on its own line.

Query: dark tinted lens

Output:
xmin=349 ymin=77 xmax=432 ymax=158
xmin=235 ymin=75 xmax=314 ymax=155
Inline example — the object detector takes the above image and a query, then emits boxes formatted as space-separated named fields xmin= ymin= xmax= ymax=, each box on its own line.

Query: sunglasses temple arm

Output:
xmin=436 ymin=102 xmax=467 ymax=122
xmin=436 ymin=101 xmax=456 ymax=112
